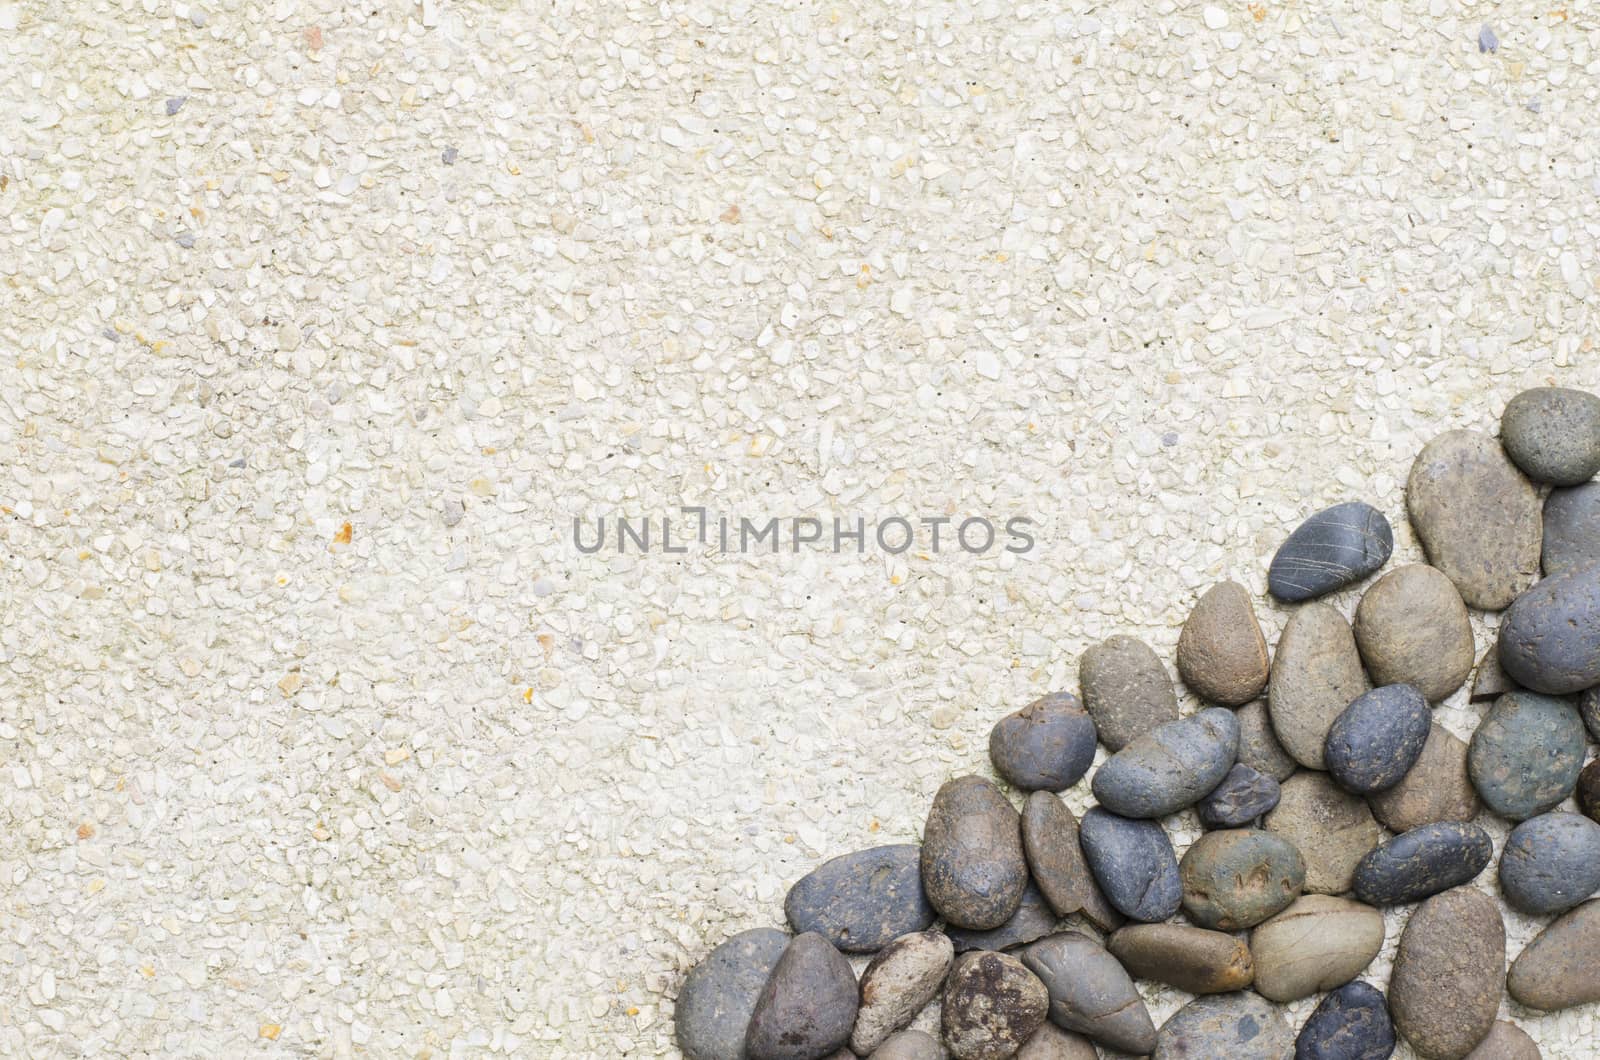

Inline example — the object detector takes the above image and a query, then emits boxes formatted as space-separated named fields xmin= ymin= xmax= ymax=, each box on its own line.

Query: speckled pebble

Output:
xmin=1176 ymin=581 xmax=1271 ymax=705
xmin=1498 ymin=812 xmax=1600 ymax=916
xmin=1078 ymin=807 xmax=1182 ymax=923
xmin=1080 ymin=635 xmax=1180 ymax=751
xmin=850 ymin=931 xmax=954 ymax=1055
xmin=1268 ymin=501 xmax=1395 ymax=603
xmin=1540 ymin=481 xmax=1600 ymax=576
xmin=1197 ymin=762 xmax=1281 ymax=828
xmin=1179 ymin=828 xmax=1305 ymax=930
xmin=1324 ymin=683 xmax=1430 ymax=795
xmin=1500 ymin=386 xmax=1600 ymax=486
xmin=744 ymin=932 xmax=859 ymax=1060
xmin=941 ymin=951 xmax=1049 ymax=1060
xmin=1468 ymin=692 xmax=1586 ymax=821
xmin=1352 ymin=565 xmax=1474 ymax=703
xmin=1022 ymin=932 xmax=1157 ymax=1055
xmin=922 ymin=777 xmax=1029 ymax=931
xmin=675 ymin=928 xmax=791 ymax=1060
xmin=1507 ymin=899 xmax=1600 ymax=1012
xmin=1350 ymin=822 xmax=1494 ymax=907
xmin=1497 ymin=564 xmax=1600 ymax=695
xmin=1153 ymin=992 xmax=1294 ymax=1060
xmin=785 ymin=844 xmax=934 ymax=952
xmin=1090 ymin=707 xmax=1239 ymax=818
xmin=1294 ymin=981 xmax=1396 ymax=1060
xmin=1389 ymin=888 xmax=1504 ymax=1060
xmin=989 ymin=692 xmax=1098 ymax=792
xmin=1268 ymin=601 xmax=1369 ymax=770
xmin=1264 ymin=773 xmax=1381 ymax=895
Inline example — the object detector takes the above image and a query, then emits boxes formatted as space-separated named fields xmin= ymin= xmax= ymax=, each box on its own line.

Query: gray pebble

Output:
xmin=1080 ymin=635 xmax=1179 ymax=751
xmin=1389 ymin=888 xmax=1503 ymax=1060
xmin=1468 ymin=691 xmax=1586 ymax=821
xmin=1352 ymin=565 xmax=1474 ymax=703
xmin=1268 ymin=500 xmax=1394 ymax=603
xmin=745 ymin=932 xmax=858 ymax=1060
xmin=1497 ymin=563 xmax=1600 ymax=695
xmin=1016 ymin=1023 xmax=1099 ymax=1060
xmin=1179 ymin=828 xmax=1305 ymax=930
xmin=1498 ymin=812 xmax=1600 ymax=916
xmin=1153 ymin=992 xmax=1294 ymax=1060
xmin=1268 ymin=602 xmax=1369 ymax=770
xmin=1022 ymin=932 xmax=1157 ymax=1055
xmin=989 ymin=692 xmax=1097 ymax=792
xmin=1197 ymin=762 xmax=1281 ymax=828
xmin=1541 ymin=481 xmax=1600 ymax=576
xmin=674 ymin=928 xmax=789 ymax=1060
xmin=851 ymin=931 xmax=954 ymax=1055
xmin=1090 ymin=707 xmax=1239 ymax=818
xmin=1324 ymin=684 xmax=1430 ymax=795
xmin=785 ymin=844 xmax=934 ymax=953
xmin=1078 ymin=807 xmax=1182 ymax=923
xmin=1176 ymin=581 xmax=1271 ymax=705
xmin=1350 ymin=822 xmax=1494 ymax=906
xmin=1500 ymin=386 xmax=1600 ymax=486
xmin=871 ymin=1029 xmax=943 ymax=1060
xmin=941 ymin=950 xmax=1049 ymax=1060
xmin=921 ymin=776 xmax=1028 ymax=930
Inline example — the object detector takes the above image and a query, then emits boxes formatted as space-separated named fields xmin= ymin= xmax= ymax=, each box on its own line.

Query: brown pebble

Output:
xmin=1464 ymin=1022 xmax=1541 ymax=1060
xmin=1368 ymin=722 xmax=1481 ymax=833
xmin=1389 ymin=887 xmax=1503 ymax=1059
xmin=1264 ymin=772 xmax=1381 ymax=895
xmin=1107 ymin=923 xmax=1253 ymax=994
xmin=1352 ymin=564 xmax=1475 ymax=702
xmin=1507 ymin=898 xmax=1600 ymax=1012
xmin=1176 ymin=581 xmax=1270 ymax=705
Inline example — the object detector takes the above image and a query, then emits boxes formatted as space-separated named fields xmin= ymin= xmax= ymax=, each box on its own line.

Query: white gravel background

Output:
xmin=3 ymin=0 xmax=1600 ymax=1057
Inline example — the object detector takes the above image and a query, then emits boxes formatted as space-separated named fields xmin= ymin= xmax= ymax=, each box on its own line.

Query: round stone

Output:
xmin=1578 ymin=759 xmax=1600 ymax=825
xmin=1465 ymin=1022 xmax=1541 ymax=1060
xmin=944 ymin=882 xmax=1059 ymax=954
xmin=1468 ymin=691 xmax=1586 ymax=821
xmin=745 ymin=932 xmax=859 ymax=1060
xmin=1197 ymin=762 xmax=1281 ymax=829
xmin=1352 ymin=565 xmax=1474 ymax=703
xmin=1500 ymin=385 xmax=1600 ymax=486
xmin=1090 ymin=708 xmax=1239 ymax=819
xmin=988 ymin=692 xmax=1097 ymax=792
xmin=921 ymin=776 xmax=1029 ymax=931
xmin=1368 ymin=722 xmax=1481 ymax=833
xmin=1079 ymin=635 xmax=1179 ymax=751
xmin=1541 ymin=481 xmax=1600 ymax=576
xmin=1264 ymin=772 xmax=1381 ymax=895
xmin=1107 ymin=923 xmax=1254 ymax=995
xmin=1021 ymin=932 xmax=1157 ymax=1055
xmin=675 ymin=928 xmax=790 ymax=1060
xmin=1324 ymin=683 xmax=1430 ymax=795
xmin=1077 ymin=808 xmax=1181 ymax=923
xmin=1498 ymin=563 xmax=1600 ymax=694
xmin=941 ymin=951 xmax=1049 ymax=1060
xmin=1249 ymin=894 xmax=1385 ymax=1003
xmin=1176 ymin=580 xmax=1271 ymax=705
xmin=1178 ymin=828 xmax=1305 ymax=930
xmin=1498 ymin=812 xmax=1600 ymax=916
xmin=1507 ymin=899 xmax=1600 ymax=1012
xmin=1236 ymin=699 xmax=1296 ymax=781
xmin=1389 ymin=887 xmax=1503 ymax=1060
xmin=1406 ymin=428 xmax=1542 ymax=610
xmin=1268 ymin=500 xmax=1395 ymax=603
xmin=1350 ymin=822 xmax=1494 ymax=906
xmin=1019 ymin=792 xmax=1122 ymax=931
xmin=784 ymin=844 xmax=934 ymax=952
xmin=1016 ymin=1024 xmax=1099 ymax=1060
xmin=871 ymin=1029 xmax=943 ymax=1060
xmin=1293 ymin=980 xmax=1395 ymax=1060
xmin=1153 ymin=992 xmax=1294 ymax=1060
xmin=850 ymin=931 xmax=953 ymax=1055
xmin=1268 ymin=601 xmax=1369 ymax=770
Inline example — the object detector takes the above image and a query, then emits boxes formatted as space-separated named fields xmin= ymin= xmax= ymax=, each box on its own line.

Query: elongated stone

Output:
xmin=851 ymin=931 xmax=953 ymax=1055
xmin=1250 ymin=894 xmax=1385 ymax=1003
xmin=1108 ymin=923 xmax=1254 ymax=995
xmin=1090 ymin=708 xmax=1239 ymax=819
xmin=1077 ymin=808 xmax=1181 ymax=923
xmin=1324 ymin=683 xmax=1430 ymax=795
xmin=1350 ymin=822 xmax=1493 ymax=906
xmin=1020 ymin=792 xmax=1122 ymax=930
xmin=1079 ymin=635 xmax=1179 ymax=751
xmin=1022 ymin=932 xmax=1157 ymax=1055
xmin=785 ymin=844 xmax=934 ymax=953
xmin=1268 ymin=501 xmax=1394 ymax=602
xmin=922 ymin=777 xmax=1028 ymax=931
xmin=1389 ymin=888 xmax=1503 ymax=1059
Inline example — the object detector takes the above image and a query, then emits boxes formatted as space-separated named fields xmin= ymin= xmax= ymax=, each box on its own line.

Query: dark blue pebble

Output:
xmin=1294 ymin=981 xmax=1397 ymax=1060
xmin=1351 ymin=822 xmax=1494 ymax=906
xmin=1324 ymin=684 xmax=1430 ymax=795
xmin=1090 ymin=708 xmax=1239 ymax=818
xmin=784 ymin=844 xmax=933 ymax=952
xmin=989 ymin=692 xmax=1099 ymax=791
xmin=1197 ymin=763 xmax=1281 ymax=829
xmin=1078 ymin=807 xmax=1182 ymax=923
xmin=1498 ymin=564 xmax=1600 ymax=695
xmin=1269 ymin=501 xmax=1395 ymax=603
xmin=1499 ymin=812 xmax=1600 ymax=916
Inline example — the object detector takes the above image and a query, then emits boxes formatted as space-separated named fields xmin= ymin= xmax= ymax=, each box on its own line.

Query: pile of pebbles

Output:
xmin=674 ymin=386 xmax=1600 ymax=1060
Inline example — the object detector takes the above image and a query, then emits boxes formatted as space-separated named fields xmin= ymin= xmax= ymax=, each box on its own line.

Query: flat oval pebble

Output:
xmin=1153 ymin=992 xmax=1294 ymax=1060
xmin=1264 ymin=773 xmax=1381 ymax=895
xmin=1464 ymin=1022 xmax=1540 ymax=1060
xmin=1579 ymin=759 xmax=1600 ymax=825
xmin=1350 ymin=822 xmax=1493 ymax=906
xmin=870 ymin=1029 xmax=942 ymax=1060
xmin=1020 ymin=792 xmax=1123 ymax=930
xmin=675 ymin=928 xmax=790 ymax=1060
xmin=850 ymin=931 xmax=954 ymax=1055
xmin=1294 ymin=981 xmax=1394 ymax=1060
xmin=1237 ymin=699 xmax=1297 ymax=781
xmin=922 ymin=776 xmax=1028 ymax=930
xmin=1016 ymin=1023 xmax=1099 ymax=1060
xmin=1498 ymin=812 xmax=1600 ymax=916
xmin=1080 ymin=635 xmax=1179 ymax=751
xmin=1500 ymin=386 xmax=1600 ymax=486
xmin=1179 ymin=828 xmax=1304 ymax=930
xmin=1324 ymin=684 xmax=1430 ymax=795
xmin=1540 ymin=481 xmax=1600 ymax=576
xmin=1352 ymin=566 xmax=1474 ymax=703
xmin=1368 ymin=723 xmax=1481 ymax=833
xmin=1507 ymin=898 xmax=1600 ymax=1012
xmin=1389 ymin=887 xmax=1503 ymax=1060
xmin=1269 ymin=501 xmax=1395 ymax=603
xmin=1250 ymin=894 xmax=1385 ymax=1003
xmin=1498 ymin=563 xmax=1600 ymax=694
xmin=1406 ymin=429 xmax=1542 ymax=610
xmin=1176 ymin=580 xmax=1271 ymax=705
xmin=989 ymin=692 xmax=1098 ymax=792
xmin=1269 ymin=602 xmax=1369 ymax=770
xmin=785 ymin=844 xmax=934 ymax=953
xmin=1469 ymin=646 xmax=1514 ymax=703
xmin=1022 ymin=932 xmax=1157 ymax=1055
xmin=1108 ymin=923 xmax=1254 ymax=994
xmin=1091 ymin=708 xmax=1239 ymax=818
xmin=1468 ymin=692 xmax=1586 ymax=821
xmin=941 ymin=950 xmax=1048 ymax=1060
xmin=744 ymin=932 xmax=859 ymax=1060
xmin=1197 ymin=762 xmax=1281 ymax=828
xmin=945 ymin=882 xmax=1058 ymax=953
xmin=1078 ymin=807 xmax=1182 ymax=922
